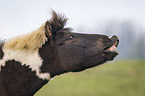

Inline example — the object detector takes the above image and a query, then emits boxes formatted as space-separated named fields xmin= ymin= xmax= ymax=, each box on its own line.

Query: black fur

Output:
xmin=0 ymin=42 xmax=4 ymax=59
xmin=0 ymin=60 xmax=48 ymax=96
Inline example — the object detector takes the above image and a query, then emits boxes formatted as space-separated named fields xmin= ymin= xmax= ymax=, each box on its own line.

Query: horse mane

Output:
xmin=3 ymin=10 xmax=69 ymax=52
xmin=3 ymin=25 xmax=47 ymax=51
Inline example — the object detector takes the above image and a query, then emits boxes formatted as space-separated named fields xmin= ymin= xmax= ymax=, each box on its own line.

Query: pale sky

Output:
xmin=0 ymin=0 xmax=145 ymax=39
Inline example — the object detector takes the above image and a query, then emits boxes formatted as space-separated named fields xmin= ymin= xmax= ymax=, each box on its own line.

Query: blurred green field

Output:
xmin=35 ymin=60 xmax=145 ymax=96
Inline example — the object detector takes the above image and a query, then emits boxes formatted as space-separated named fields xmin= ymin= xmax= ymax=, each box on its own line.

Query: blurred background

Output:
xmin=0 ymin=0 xmax=145 ymax=96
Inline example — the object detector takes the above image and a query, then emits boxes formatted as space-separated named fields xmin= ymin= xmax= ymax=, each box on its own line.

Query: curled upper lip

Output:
xmin=104 ymin=35 xmax=119 ymax=50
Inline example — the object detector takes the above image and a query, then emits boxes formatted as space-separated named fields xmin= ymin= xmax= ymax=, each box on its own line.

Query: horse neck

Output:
xmin=0 ymin=60 xmax=48 ymax=96
xmin=0 ymin=40 xmax=64 ymax=96
xmin=39 ymin=40 xmax=65 ymax=77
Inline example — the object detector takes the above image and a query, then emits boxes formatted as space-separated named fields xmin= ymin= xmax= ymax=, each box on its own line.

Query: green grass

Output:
xmin=35 ymin=60 xmax=145 ymax=96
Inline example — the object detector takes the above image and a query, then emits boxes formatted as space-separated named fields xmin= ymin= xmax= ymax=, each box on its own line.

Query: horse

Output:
xmin=0 ymin=10 xmax=119 ymax=96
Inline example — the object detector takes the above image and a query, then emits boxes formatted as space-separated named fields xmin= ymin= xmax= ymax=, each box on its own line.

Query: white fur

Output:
xmin=0 ymin=48 xmax=50 ymax=80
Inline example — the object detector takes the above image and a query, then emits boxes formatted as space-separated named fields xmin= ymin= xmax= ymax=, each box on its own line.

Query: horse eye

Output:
xmin=67 ymin=35 xmax=74 ymax=40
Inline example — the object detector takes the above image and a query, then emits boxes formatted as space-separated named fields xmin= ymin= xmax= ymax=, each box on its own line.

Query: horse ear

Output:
xmin=45 ymin=10 xmax=69 ymax=40
xmin=45 ymin=21 xmax=53 ymax=39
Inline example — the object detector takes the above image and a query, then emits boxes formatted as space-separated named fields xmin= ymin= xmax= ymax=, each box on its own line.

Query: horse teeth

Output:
xmin=108 ymin=48 xmax=117 ymax=52
xmin=107 ymin=45 xmax=118 ymax=52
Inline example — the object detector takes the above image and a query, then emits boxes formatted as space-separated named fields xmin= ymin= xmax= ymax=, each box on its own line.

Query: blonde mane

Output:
xmin=4 ymin=24 xmax=47 ymax=51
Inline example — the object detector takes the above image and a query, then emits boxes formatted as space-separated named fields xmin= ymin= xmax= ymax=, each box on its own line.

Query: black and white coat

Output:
xmin=0 ymin=11 xmax=119 ymax=96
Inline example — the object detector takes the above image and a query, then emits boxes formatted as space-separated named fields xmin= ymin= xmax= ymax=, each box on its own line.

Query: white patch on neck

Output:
xmin=0 ymin=48 xmax=50 ymax=80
